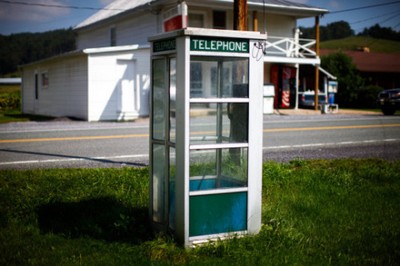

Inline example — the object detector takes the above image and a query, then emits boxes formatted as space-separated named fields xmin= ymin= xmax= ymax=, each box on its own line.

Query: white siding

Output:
xmin=76 ymin=12 xmax=159 ymax=50
xmin=187 ymin=6 xmax=295 ymax=35
xmin=21 ymin=67 xmax=35 ymax=114
xmin=22 ymin=54 xmax=89 ymax=120
xmin=87 ymin=47 xmax=150 ymax=121
xmin=76 ymin=5 xmax=295 ymax=51
xmin=265 ymin=14 xmax=296 ymax=37
xmin=76 ymin=28 xmax=111 ymax=50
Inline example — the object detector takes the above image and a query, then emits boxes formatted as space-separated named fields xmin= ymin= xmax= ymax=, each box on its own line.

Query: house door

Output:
xmin=117 ymin=60 xmax=138 ymax=118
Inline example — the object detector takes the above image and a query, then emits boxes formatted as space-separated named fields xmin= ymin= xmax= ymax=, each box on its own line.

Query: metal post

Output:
xmin=295 ymin=63 xmax=299 ymax=109
xmin=314 ymin=16 xmax=320 ymax=111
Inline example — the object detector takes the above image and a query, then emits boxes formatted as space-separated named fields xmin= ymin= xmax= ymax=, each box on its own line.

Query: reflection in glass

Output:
xmin=190 ymin=57 xmax=249 ymax=98
xmin=152 ymin=144 xmax=165 ymax=223
xmin=169 ymin=147 xmax=176 ymax=230
xmin=152 ymin=59 xmax=166 ymax=140
xmin=190 ymin=103 xmax=248 ymax=144
xmin=170 ymin=58 xmax=176 ymax=143
xmin=189 ymin=148 xmax=248 ymax=191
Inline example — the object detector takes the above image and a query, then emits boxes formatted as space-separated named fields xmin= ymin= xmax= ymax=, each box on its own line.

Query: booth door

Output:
xmin=188 ymin=56 xmax=249 ymax=237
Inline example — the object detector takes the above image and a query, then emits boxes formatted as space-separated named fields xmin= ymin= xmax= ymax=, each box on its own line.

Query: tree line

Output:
xmin=300 ymin=21 xmax=400 ymax=42
xmin=0 ymin=28 xmax=76 ymax=76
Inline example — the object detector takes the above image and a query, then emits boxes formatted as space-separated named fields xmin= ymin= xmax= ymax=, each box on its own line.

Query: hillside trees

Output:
xmin=0 ymin=28 xmax=75 ymax=76
xmin=300 ymin=21 xmax=354 ymax=41
xmin=300 ymin=21 xmax=400 ymax=42
xmin=359 ymin=24 xmax=400 ymax=41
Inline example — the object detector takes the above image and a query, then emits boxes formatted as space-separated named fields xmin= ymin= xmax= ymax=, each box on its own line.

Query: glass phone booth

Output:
xmin=149 ymin=28 xmax=265 ymax=247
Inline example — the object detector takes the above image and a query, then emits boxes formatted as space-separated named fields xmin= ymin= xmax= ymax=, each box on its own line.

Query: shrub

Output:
xmin=354 ymin=85 xmax=383 ymax=108
xmin=0 ymin=92 xmax=21 ymax=110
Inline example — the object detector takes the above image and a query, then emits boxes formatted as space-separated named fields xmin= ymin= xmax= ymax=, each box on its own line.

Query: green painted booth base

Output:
xmin=189 ymin=192 xmax=247 ymax=237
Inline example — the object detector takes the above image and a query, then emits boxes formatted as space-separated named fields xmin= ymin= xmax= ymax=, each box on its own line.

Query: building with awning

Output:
xmin=21 ymin=0 xmax=329 ymax=121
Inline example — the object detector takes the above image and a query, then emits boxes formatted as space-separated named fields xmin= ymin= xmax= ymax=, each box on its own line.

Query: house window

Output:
xmin=110 ymin=27 xmax=116 ymax=46
xmin=189 ymin=13 xmax=204 ymax=28
xmin=35 ymin=73 xmax=39 ymax=99
xmin=213 ymin=10 xmax=226 ymax=29
xmin=41 ymin=72 xmax=48 ymax=89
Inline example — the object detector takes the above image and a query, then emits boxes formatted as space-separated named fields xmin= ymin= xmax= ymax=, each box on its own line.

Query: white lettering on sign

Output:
xmin=191 ymin=38 xmax=249 ymax=53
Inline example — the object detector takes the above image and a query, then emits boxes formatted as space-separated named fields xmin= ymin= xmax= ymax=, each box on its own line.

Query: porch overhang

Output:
xmin=318 ymin=66 xmax=337 ymax=80
xmin=264 ymin=56 xmax=320 ymax=65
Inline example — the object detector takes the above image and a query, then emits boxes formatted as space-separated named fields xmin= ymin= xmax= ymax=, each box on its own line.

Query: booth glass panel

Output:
xmin=152 ymin=59 xmax=167 ymax=140
xmin=169 ymin=58 xmax=176 ymax=143
xmin=190 ymin=103 xmax=248 ymax=144
xmin=169 ymin=147 xmax=176 ymax=230
xmin=189 ymin=147 xmax=248 ymax=191
xmin=190 ymin=57 xmax=249 ymax=98
xmin=152 ymin=144 xmax=165 ymax=223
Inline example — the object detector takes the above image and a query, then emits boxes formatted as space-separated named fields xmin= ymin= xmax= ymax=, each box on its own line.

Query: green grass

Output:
xmin=1 ymin=159 xmax=399 ymax=265
xmin=321 ymin=36 xmax=400 ymax=53
xmin=0 ymin=110 xmax=54 ymax=123
xmin=0 ymin=84 xmax=20 ymax=94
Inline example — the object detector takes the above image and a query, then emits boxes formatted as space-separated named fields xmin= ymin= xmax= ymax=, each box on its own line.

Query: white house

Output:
xmin=22 ymin=45 xmax=150 ymax=121
xmin=21 ymin=0 xmax=328 ymax=121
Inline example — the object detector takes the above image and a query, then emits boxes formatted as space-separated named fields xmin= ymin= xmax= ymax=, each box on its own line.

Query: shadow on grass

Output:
xmin=36 ymin=197 xmax=153 ymax=244
xmin=1 ymin=148 xmax=147 ymax=167
xmin=2 ymin=112 xmax=55 ymax=122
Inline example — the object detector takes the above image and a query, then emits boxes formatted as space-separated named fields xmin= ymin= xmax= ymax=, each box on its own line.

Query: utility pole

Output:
xmin=234 ymin=0 xmax=248 ymax=31
xmin=314 ymin=15 xmax=320 ymax=111
xmin=231 ymin=0 xmax=248 ymax=164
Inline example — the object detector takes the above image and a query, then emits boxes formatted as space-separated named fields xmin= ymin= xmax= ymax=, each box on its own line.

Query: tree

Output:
xmin=325 ymin=21 xmax=354 ymax=40
xmin=359 ymin=24 xmax=400 ymax=41
xmin=300 ymin=20 xmax=354 ymax=41
xmin=0 ymin=29 xmax=76 ymax=76
xmin=321 ymin=51 xmax=364 ymax=107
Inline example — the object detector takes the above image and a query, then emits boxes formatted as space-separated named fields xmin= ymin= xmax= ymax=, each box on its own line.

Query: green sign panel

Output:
xmin=191 ymin=37 xmax=249 ymax=53
xmin=153 ymin=39 xmax=176 ymax=53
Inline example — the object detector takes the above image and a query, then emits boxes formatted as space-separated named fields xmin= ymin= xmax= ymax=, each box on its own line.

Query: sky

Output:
xmin=0 ymin=0 xmax=399 ymax=35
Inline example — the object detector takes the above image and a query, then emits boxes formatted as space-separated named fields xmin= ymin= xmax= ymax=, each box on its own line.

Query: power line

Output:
xmin=3 ymin=0 xmax=400 ymax=16
xmin=0 ymin=0 xmax=125 ymax=11
xmin=379 ymin=13 xmax=400 ymax=26
xmin=329 ymin=1 xmax=400 ymax=14
xmin=350 ymin=10 xmax=400 ymax=25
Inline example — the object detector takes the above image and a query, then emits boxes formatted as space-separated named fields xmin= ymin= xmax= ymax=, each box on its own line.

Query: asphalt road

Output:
xmin=0 ymin=113 xmax=399 ymax=169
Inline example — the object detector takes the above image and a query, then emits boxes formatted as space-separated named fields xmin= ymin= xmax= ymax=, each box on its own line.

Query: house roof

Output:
xmin=20 ymin=44 xmax=150 ymax=68
xmin=320 ymin=49 xmax=400 ymax=73
xmin=0 ymin=78 xmax=21 ymax=85
xmin=75 ymin=0 xmax=328 ymax=30
xmin=248 ymin=0 xmax=327 ymax=17
xmin=75 ymin=0 xmax=156 ymax=30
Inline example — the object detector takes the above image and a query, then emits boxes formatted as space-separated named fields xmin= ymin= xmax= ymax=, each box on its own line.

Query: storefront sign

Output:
xmin=191 ymin=37 xmax=249 ymax=53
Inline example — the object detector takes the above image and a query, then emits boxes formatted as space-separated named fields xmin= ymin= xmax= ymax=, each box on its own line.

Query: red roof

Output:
xmin=320 ymin=49 xmax=400 ymax=73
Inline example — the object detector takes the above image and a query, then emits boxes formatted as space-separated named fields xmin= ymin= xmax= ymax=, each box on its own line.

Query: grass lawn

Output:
xmin=321 ymin=36 xmax=400 ymax=53
xmin=0 ymin=110 xmax=54 ymax=123
xmin=1 ymin=159 xmax=399 ymax=265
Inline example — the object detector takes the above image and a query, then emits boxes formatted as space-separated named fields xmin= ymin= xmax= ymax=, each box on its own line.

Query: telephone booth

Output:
xmin=149 ymin=28 xmax=265 ymax=247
